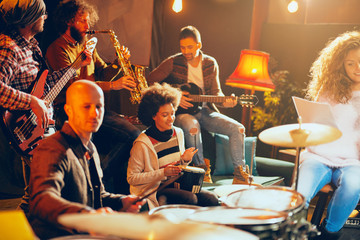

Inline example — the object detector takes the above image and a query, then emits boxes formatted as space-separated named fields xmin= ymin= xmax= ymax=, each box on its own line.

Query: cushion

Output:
xmin=255 ymin=156 xmax=294 ymax=186
xmin=213 ymin=135 xmax=258 ymax=176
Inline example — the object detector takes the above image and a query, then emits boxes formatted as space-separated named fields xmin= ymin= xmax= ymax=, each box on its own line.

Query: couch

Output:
xmin=201 ymin=131 xmax=295 ymax=188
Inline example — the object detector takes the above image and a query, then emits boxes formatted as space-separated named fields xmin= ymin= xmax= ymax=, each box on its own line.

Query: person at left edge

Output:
xmin=45 ymin=0 xmax=141 ymax=194
xmin=29 ymin=80 xmax=144 ymax=239
xmin=0 ymin=0 xmax=92 ymax=212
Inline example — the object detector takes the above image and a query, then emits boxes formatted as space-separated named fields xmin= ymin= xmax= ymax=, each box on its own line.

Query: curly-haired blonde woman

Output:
xmin=298 ymin=31 xmax=360 ymax=240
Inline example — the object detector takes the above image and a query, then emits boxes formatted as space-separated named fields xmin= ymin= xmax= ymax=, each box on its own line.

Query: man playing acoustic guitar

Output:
xmin=0 ymin=0 xmax=92 ymax=212
xmin=147 ymin=25 xmax=249 ymax=184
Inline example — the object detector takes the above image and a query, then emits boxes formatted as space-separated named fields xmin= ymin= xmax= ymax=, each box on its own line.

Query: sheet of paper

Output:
xmin=292 ymin=96 xmax=338 ymax=128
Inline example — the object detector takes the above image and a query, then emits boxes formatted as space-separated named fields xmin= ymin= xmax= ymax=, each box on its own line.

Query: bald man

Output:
xmin=28 ymin=80 xmax=143 ymax=239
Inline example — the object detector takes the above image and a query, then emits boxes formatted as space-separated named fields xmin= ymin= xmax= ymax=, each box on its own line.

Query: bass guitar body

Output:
xmin=0 ymin=109 xmax=47 ymax=156
xmin=0 ymin=70 xmax=55 ymax=156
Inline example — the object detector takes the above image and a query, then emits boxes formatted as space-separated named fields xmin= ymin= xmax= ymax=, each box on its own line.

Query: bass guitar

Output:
xmin=0 ymin=37 xmax=98 ymax=157
xmin=176 ymin=83 xmax=258 ymax=115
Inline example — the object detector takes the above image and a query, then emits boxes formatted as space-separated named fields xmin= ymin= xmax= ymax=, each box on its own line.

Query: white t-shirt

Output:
xmin=301 ymin=91 xmax=360 ymax=167
xmin=187 ymin=59 xmax=204 ymax=92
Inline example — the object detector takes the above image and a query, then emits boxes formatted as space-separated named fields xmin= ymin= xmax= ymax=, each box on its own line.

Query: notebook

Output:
xmin=292 ymin=96 xmax=338 ymax=128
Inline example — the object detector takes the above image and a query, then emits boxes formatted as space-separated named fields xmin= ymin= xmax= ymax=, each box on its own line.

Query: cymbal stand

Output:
xmin=290 ymin=146 xmax=303 ymax=191
xmin=289 ymin=117 xmax=309 ymax=191
xmin=248 ymin=140 xmax=255 ymax=186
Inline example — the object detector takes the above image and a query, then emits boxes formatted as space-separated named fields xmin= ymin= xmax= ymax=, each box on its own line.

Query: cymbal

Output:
xmin=223 ymin=187 xmax=304 ymax=212
xmin=259 ymin=123 xmax=342 ymax=148
xmin=58 ymin=212 xmax=259 ymax=240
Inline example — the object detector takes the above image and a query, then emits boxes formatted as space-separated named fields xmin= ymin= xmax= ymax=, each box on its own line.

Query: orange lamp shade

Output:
xmin=226 ymin=50 xmax=275 ymax=92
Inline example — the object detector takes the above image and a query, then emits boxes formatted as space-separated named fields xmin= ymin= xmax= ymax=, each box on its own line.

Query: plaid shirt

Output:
xmin=0 ymin=30 xmax=68 ymax=110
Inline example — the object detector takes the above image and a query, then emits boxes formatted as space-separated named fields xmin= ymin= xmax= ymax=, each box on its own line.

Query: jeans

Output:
xmin=174 ymin=107 xmax=245 ymax=168
xmin=297 ymin=159 xmax=360 ymax=232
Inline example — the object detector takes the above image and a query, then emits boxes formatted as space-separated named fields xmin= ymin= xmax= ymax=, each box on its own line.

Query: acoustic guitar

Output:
xmin=176 ymin=83 xmax=258 ymax=115
xmin=0 ymin=37 xmax=98 ymax=157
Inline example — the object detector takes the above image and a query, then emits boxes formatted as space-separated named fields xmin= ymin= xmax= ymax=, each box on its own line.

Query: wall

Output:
xmin=88 ymin=0 xmax=154 ymax=115
xmin=262 ymin=0 xmax=360 ymax=90
xmin=268 ymin=0 xmax=360 ymax=24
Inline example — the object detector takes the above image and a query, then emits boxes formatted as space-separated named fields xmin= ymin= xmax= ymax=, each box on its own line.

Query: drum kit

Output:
xmin=57 ymin=121 xmax=342 ymax=239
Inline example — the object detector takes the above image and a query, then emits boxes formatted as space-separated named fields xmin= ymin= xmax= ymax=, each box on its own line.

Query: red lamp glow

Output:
xmin=226 ymin=50 xmax=275 ymax=92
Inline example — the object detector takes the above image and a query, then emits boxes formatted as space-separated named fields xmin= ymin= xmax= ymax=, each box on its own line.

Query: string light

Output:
xmin=172 ymin=0 xmax=183 ymax=13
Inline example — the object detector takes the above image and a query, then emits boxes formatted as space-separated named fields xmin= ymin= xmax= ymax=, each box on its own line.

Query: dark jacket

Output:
xmin=29 ymin=122 xmax=125 ymax=239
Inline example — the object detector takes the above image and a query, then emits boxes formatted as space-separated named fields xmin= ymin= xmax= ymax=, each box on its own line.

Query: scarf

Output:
xmin=145 ymin=125 xmax=174 ymax=142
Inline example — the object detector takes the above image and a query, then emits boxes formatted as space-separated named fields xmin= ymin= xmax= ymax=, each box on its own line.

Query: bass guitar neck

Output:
xmin=0 ymin=37 xmax=98 ymax=157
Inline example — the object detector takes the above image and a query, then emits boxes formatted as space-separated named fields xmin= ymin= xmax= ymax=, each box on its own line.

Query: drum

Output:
xmin=223 ymin=186 xmax=305 ymax=215
xmin=149 ymin=204 xmax=202 ymax=223
xmin=174 ymin=166 xmax=205 ymax=193
xmin=188 ymin=206 xmax=288 ymax=239
xmin=223 ymin=186 xmax=309 ymax=239
xmin=58 ymin=212 xmax=259 ymax=240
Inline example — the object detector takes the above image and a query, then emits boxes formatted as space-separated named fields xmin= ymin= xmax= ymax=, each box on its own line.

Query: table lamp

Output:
xmin=226 ymin=49 xmax=275 ymax=94
xmin=226 ymin=49 xmax=275 ymax=135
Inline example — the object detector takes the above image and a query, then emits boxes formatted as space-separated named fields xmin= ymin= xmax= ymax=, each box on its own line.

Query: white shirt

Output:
xmin=301 ymin=91 xmax=360 ymax=167
xmin=187 ymin=59 xmax=204 ymax=92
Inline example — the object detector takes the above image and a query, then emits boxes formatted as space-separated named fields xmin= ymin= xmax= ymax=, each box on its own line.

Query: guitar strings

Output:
xmin=15 ymin=52 xmax=84 ymax=148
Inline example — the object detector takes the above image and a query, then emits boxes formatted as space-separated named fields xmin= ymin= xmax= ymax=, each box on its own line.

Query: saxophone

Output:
xmin=87 ymin=30 xmax=148 ymax=104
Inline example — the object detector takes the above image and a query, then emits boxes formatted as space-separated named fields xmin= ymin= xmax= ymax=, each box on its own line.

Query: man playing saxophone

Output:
xmin=45 ymin=0 xmax=141 ymax=194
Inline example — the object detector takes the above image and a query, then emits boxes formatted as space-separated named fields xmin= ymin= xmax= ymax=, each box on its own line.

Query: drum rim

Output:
xmin=224 ymin=186 xmax=305 ymax=211
xmin=49 ymin=235 xmax=121 ymax=239
xmin=181 ymin=165 xmax=205 ymax=173
xmin=188 ymin=206 xmax=288 ymax=226
xmin=148 ymin=204 xmax=202 ymax=215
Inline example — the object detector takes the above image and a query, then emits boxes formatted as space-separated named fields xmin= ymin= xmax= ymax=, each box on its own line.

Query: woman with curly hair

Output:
xmin=298 ymin=31 xmax=360 ymax=240
xmin=127 ymin=83 xmax=219 ymax=210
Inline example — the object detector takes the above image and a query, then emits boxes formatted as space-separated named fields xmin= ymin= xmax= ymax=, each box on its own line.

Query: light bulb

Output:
xmin=172 ymin=0 xmax=183 ymax=13
xmin=288 ymin=0 xmax=299 ymax=13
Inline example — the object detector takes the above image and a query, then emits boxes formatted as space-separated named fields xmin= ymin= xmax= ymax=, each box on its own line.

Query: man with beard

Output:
xmin=0 ymin=0 xmax=91 ymax=211
xmin=45 ymin=0 xmax=141 ymax=194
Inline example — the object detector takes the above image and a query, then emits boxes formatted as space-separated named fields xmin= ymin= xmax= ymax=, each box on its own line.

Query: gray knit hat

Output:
xmin=0 ymin=0 xmax=46 ymax=28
